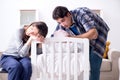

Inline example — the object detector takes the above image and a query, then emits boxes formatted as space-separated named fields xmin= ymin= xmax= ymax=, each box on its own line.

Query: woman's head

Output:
xmin=25 ymin=21 xmax=48 ymax=37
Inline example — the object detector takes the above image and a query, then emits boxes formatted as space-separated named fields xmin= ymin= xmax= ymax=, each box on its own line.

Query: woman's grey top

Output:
xmin=2 ymin=28 xmax=31 ymax=57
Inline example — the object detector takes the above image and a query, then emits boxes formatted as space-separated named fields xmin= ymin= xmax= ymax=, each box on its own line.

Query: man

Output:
xmin=51 ymin=6 xmax=110 ymax=80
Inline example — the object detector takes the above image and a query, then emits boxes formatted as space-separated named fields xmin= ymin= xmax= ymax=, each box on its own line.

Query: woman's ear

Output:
xmin=24 ymin=25 xmax=29 ymax=30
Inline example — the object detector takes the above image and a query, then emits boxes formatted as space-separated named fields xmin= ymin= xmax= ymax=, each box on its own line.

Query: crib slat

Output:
xmin=58 ymin=42 xmax=62 ymax=80
xmin=31 ymin=41 xmax=37 ymax=80
xmin=74 ymin=42 xmax=78 ymax=80
xmin=42 ymin=42 xmax=47 ymax=80
xmin=66 ymin=42 xmax=70 ymax=80
xmin=83 ymin=39 xmax=90 ymax=80
xmin=51 ymin=43 xmax=55 ymax=80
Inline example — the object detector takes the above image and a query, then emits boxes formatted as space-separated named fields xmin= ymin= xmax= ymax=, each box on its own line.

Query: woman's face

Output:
xmin=25 ymin=25 xmax=39 ymax=36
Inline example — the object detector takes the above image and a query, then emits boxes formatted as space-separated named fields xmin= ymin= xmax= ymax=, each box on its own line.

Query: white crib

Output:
xmin=31 ymin=37 xmax=90 ymax=80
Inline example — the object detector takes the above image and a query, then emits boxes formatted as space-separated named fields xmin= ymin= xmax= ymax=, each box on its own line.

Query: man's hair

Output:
xmin=52 ymin=6 xmax=69 ymax=20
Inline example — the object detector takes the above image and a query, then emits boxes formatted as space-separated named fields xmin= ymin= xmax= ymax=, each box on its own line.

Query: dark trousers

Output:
xmin=89 ymin=47 xmax=102 ymax=80
xmin=0 ymin=55 xmax=32 ymax=80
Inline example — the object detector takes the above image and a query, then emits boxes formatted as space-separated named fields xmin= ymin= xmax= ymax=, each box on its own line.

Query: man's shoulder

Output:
xmin=71 ymin=7 xmax=90 ymax=11
xmin=70 ymin=7 xmax=91 ymax=14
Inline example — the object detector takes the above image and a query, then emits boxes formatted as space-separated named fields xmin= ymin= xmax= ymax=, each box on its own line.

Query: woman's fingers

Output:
xmin=37 ymin=35 xmax=45 ymax=42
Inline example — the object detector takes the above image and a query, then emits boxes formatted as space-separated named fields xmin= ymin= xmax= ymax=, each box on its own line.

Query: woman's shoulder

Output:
xmin=11 ymin=27 xmax=24 ymax=39
xmin=15 ymin=27 xmax=24 ymax=34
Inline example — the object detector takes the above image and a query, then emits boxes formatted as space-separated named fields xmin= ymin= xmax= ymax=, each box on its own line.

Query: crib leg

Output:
xmin=83 ymin=70 xmax=90 ymax=80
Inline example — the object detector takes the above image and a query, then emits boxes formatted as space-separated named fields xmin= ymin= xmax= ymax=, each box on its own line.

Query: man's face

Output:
xmin=56 ymin=13 xmax=72 ymax=29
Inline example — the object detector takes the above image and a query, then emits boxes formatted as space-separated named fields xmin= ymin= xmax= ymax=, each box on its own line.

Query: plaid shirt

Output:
xmin=52 ymin=7 xmax=110 ymax=57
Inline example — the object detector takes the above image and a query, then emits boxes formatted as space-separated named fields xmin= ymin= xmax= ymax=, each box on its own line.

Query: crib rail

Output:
xmin=31 ymin=37 xmax=90 ymax=80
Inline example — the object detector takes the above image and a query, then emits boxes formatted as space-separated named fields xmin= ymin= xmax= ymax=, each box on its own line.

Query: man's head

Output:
xmin=52 ymin=6 xmax=73 ymax=28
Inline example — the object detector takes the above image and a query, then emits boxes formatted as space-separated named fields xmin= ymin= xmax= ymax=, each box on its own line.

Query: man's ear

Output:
xmin=66 ymin=12 xmax=71 ymax=17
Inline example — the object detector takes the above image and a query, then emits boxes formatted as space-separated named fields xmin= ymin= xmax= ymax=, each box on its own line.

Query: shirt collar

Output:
xmin=71 ymin=13 xmax=75 ymax=25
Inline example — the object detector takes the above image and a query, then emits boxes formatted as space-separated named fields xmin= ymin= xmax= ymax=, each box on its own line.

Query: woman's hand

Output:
xmin=36 ymin=35 xmax=45 ymax=43
xmin=30 ymin=34 xmax=45 ymax=43
xmin=24 ymin=33 xmax=45 ymax=47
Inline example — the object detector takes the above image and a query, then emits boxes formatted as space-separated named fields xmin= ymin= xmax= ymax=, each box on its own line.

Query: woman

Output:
xmin=0 ymin=21 xmax=48 ymax=80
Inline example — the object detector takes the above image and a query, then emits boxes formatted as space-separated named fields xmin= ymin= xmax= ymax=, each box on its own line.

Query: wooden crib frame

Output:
xmin=31 ymin=37 xmax=90 ymax=80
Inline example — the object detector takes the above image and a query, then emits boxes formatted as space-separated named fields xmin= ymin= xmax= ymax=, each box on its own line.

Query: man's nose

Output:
xmin=60 ymin=23 xmax=65 ymax=27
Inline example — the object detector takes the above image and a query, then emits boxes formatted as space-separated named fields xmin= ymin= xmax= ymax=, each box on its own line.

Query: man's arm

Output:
xmin=73 ymin=28 xmax=98 ymax=40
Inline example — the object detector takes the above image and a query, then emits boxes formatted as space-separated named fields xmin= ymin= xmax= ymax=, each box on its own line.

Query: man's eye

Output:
xmin=61 ymin=20 xmax=64 ymax=22
xmin=61 ymin=19 xmax=65 ymax=22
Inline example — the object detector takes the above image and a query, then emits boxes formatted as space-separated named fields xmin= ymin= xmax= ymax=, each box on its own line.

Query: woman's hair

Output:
xmin=22 ymin=21 xmax=48 ymax=43
xmin=29 ymin=21 xmax=48 ymax=37
xmin=52 ymin=6 xmax=69 ymax=20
